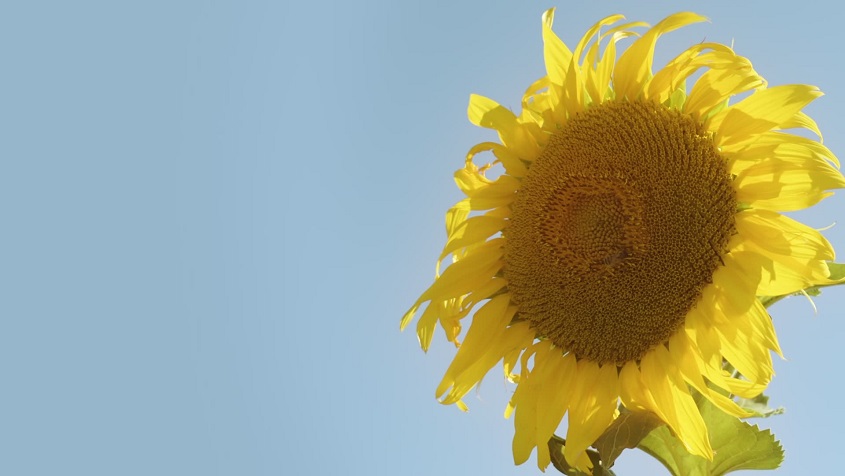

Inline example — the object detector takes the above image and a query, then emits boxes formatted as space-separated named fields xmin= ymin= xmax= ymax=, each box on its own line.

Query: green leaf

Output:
xmin=593 ymin=410 xmax=665 ymax=468
xmin=637 ymin=426 xmax=709 ymax=476
xmin=637 ymin=395 xmax=783 ymax=476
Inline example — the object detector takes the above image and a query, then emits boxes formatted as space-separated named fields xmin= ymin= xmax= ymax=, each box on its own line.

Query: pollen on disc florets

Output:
xmin=503 ymin=100 xmax=737 ymax=365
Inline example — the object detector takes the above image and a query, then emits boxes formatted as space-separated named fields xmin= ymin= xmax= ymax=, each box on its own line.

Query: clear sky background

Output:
xmin=2 ymin=1 xmax=844 ymax=475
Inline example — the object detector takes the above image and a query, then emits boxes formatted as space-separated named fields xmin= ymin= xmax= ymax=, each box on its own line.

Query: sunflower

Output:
xmin=401 ymin=8 xmax=845 ymax=474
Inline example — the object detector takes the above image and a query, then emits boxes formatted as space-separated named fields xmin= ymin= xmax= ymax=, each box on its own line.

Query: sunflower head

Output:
xmin=403 ymin=8 xmax=845 ymax=474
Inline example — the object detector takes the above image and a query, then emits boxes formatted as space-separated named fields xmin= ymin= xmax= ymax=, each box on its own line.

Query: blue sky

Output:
xmin=2 ymin=1 xmax=844 ymax=475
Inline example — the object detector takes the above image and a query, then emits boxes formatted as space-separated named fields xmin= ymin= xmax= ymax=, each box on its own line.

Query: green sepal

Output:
xmin=701 ymin=97 xmax=729 ymax=122
xmin=548 ymin=436 xmax=615 ymax=476
xmin=828 ymin=262 xmax=845 ymax=280
xmin=735 ymin=393 xmax=784 ymax=419
xmin=669 ymin=84 xmax=687 ymax=110
xmin=547 ymin=410 xmax=664 ymax=474
xmin=593 ymin=410 xmax=666 ymax=469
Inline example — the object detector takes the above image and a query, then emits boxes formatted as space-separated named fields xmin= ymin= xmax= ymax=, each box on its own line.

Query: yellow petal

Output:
xmin=582 ymin=42 xmax=602 ymax=105
xmin=467 ymin=94 xmax=541 ymax=158
xmin=414 ymin=299 xmax=442 ymax=351
xmin=614 ymin=12 xmax=708 ymax=100
xmin=727 ymin=132 xmax=840 ymax=174
xmin=697 ymin=285 xmax=775 ymax=384
xmin=454 ymin=168 xmax=520 ymax=210
xmin=736 ymin=209 xmax=834 ymax=261
xmin=463 ymin=276 xmax=508 ymax=311
xmin=416 ymin=298 xmax=470 ymax=352
xmin=510 ymin=341 xmax=552 ymax=464
xmin=641 ymin=346 xmax=713 ymax=459
xmin=466 ymin=141 xmax=528 ymax=177
xmin=453 ymin=165 xmax=491 ymax=195
xmin=737 ymin=240 xmax=835 ymax=296
xmin=709 ymin=84 xmax=823 ymax=146
xmin=592 ymin=32 xmax=625 ymax=103
xmin=467 ymin=94 xmax=516 ymax=130
xmin=734 ymin=155 xmax=845 ymax=211
xmin=574 ymin=14 xmax=625 ymax=64
xmin=669 ymin=332 xmax=752 ymax=418
xmin=779 ymin=111 xmax=822 ymax=141
xmin=570 ymin=14 xmax=625 ymax=90
xmin=437 ymin=294 xmax=511 ymax=388
xmin=686 ymin=66 xmax=764 ymax=120
xmin=684 ymin=311 xmax=766 ymax=399
xmin=438 ymin=302 xmax=469 ymax=345
xmin=745 ymin=298 xmax=783 ymax=359
xmin=437 ymin=299 xmax=530 ymax=402
xmin=584 ymin=25 xmax=645 ymax=104
xmin=563 ymin=360 xmax=619 ymax=470
xmin=522 ymin=76 xmax=549 ymax=109
xmin=562 ymin=57 xmax=585 ymax=118
xmin=712 ymin=318 xmax=773 ymax=385
xmin=503 ymin=347 xmax=522 ymax=383
xmin=714 ymin=252 xmax=761 ymax=310
xmin=650 ymin=43 xmax=753 ymax=106
xmin=646 ymin=44 xmax=703 ymax=104
xmin=619 ymin=361 xmax=646 ymax=411
xmin=439 ymin=215 xmax=506 ymax=265
xmin=535 ymin=351 xmax=577 ymax=469
xmin=401 ymin=239 xmax=503 ymax=330
xmin=439 ymin=322 xmax=534 ymax=405
xmin=541 ymin=8 xmax=573 ymax=86
xmin=444 ymin=199 xmax=470 ymax=239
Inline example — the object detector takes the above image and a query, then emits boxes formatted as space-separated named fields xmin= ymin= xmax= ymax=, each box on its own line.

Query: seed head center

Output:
xmin=503 ymin=100 xmax=736 ymax=364
xmin=540 ymin=177 xmax=645 ymax=273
